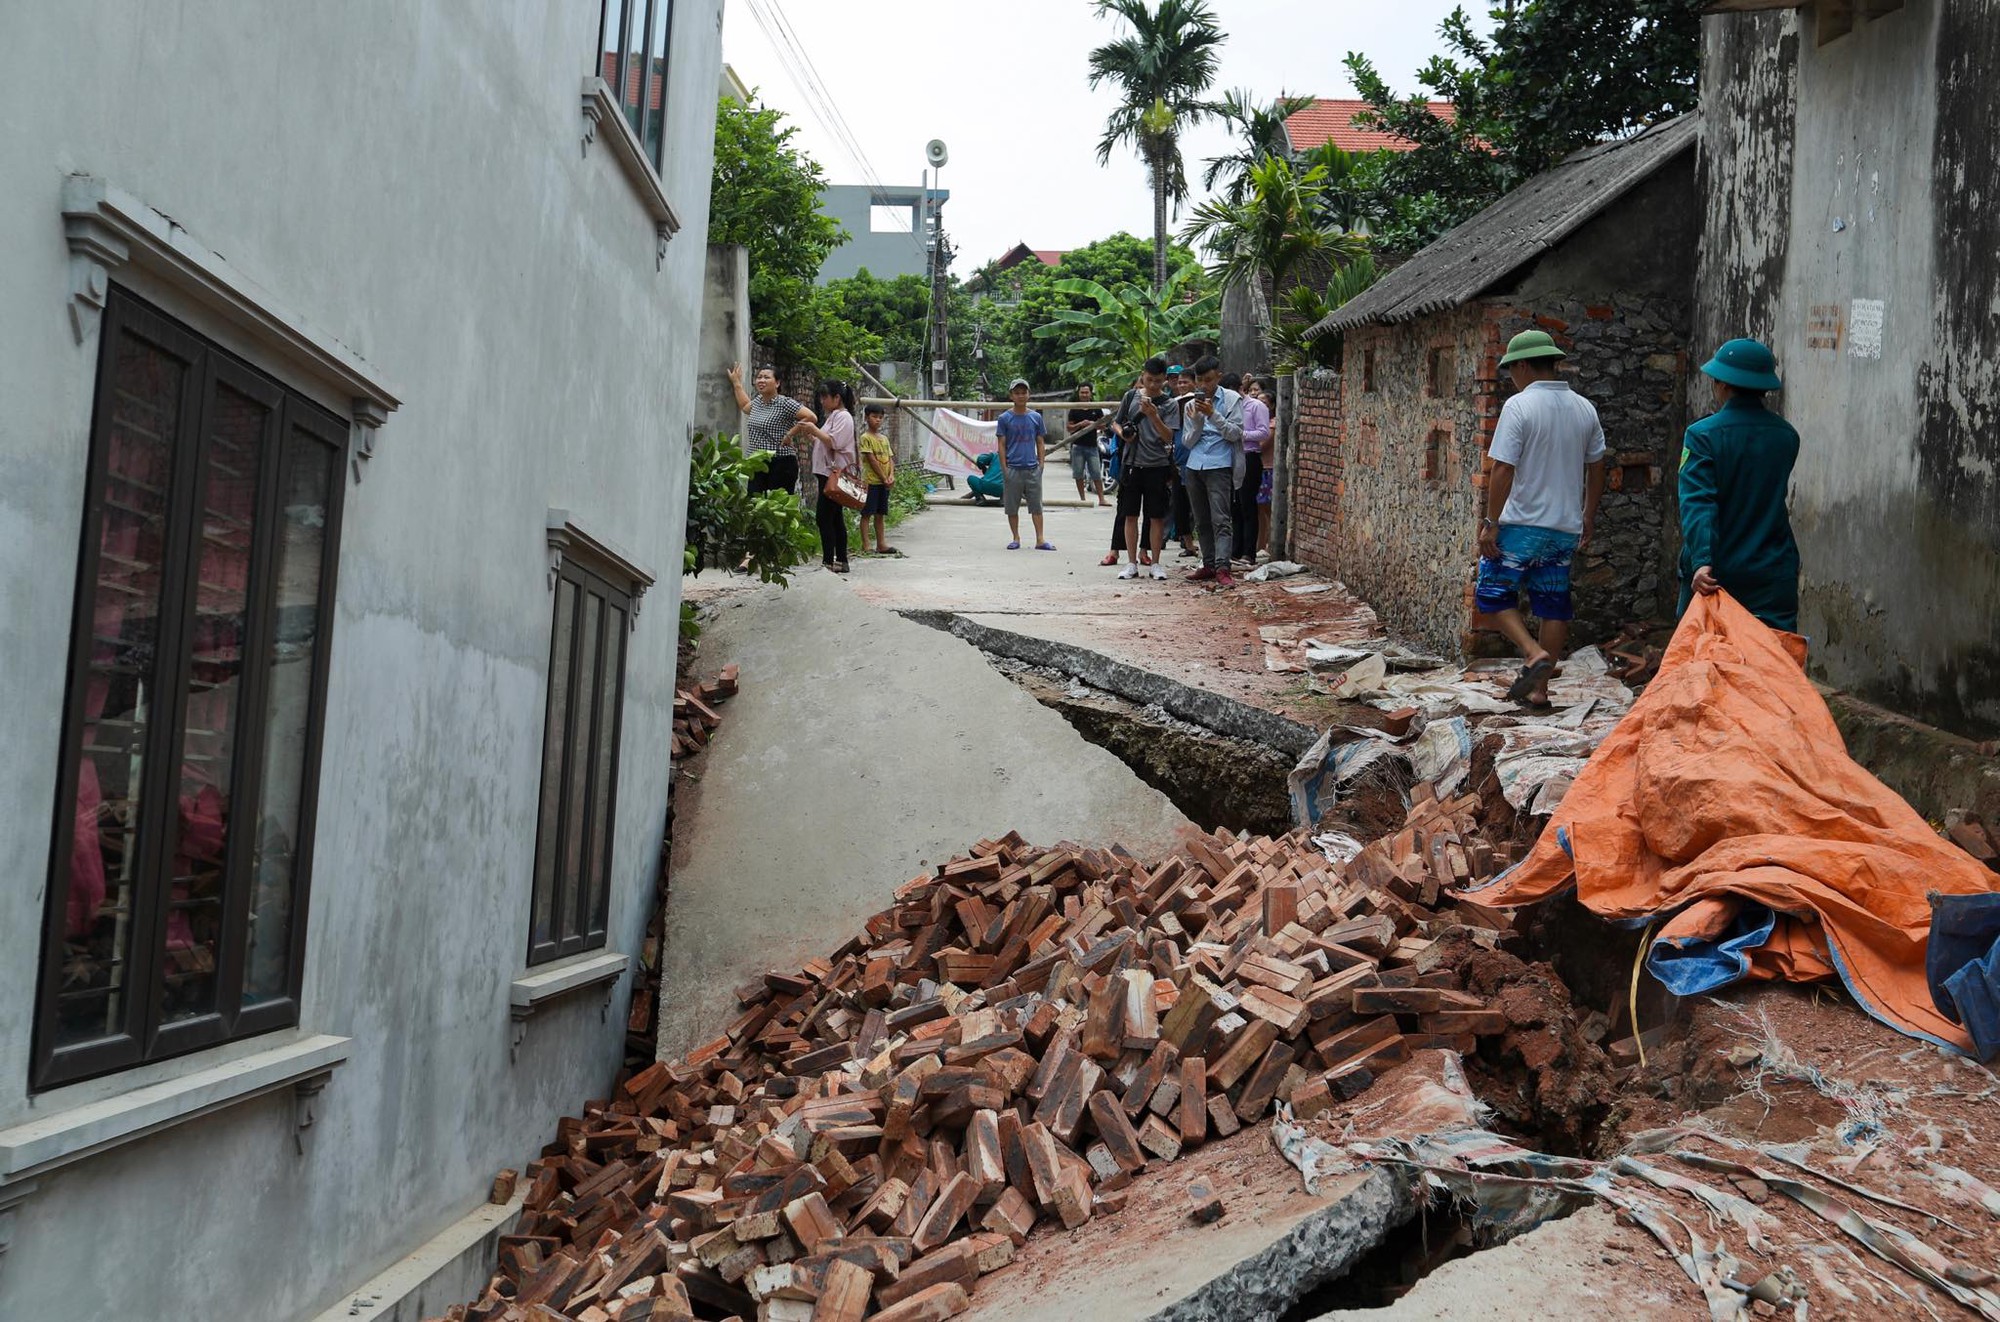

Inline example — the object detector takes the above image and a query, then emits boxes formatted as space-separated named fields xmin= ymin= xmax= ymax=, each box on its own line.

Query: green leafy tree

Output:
xmin=1341 ymin=1 xmax=1701 ymax=254
xmin=1270 ymin=258 xmax=1380 ymax=372
xmin=682 ymin=434 xmax=817 ymax=590
xmin=1201 ymin=91 xmax=1311 ymax=206
xmin=1086 ymin=0 xmax=1228 ymax=291
xmin=1002 ymin=234 xmax=1206 ymax=388
xmin=822 ymin=269 xmax=931 ymax=365
xmin=1031 ymin=266 xmax=1221 ymax=389
xmin=707 ymin=97 xmax=882 ymax=375
xmin=1182 ymin=157 xmax=1369 ymax=296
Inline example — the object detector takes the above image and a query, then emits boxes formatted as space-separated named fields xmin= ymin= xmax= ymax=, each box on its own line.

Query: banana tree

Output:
xmin=1030 ymin=265 xmax=1221 ymax=388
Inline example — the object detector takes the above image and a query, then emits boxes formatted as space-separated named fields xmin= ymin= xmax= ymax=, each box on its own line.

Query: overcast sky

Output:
xmin=720 ymin=0 xmax=1484 ymax=278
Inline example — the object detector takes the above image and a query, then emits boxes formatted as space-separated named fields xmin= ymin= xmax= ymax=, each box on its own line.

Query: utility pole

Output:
xmin=923 ymin=141 xmax=951 ymax=401
xmin=928 ymin=220 xmax=952 ymax=401
xmin=973 ymin=313 xmax=989 ymax=399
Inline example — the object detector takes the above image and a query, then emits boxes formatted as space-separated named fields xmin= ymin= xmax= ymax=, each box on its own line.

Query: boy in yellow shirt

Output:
xmin=858 ymin=405 xmax=897 ymax=555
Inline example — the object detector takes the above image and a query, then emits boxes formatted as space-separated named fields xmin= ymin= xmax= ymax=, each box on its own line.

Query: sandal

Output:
xmin=1036 ymin=542 xmax=1056 ymax=551
xmin=1506 ymin=657 xmax=1556 ymax=703
xmin=1006 ymin=541 xmax=1021 ymax=550
xmin=876 ymin=546 xmax=898 ymax=555
xmin=1099 ymin=552 xmax=1119 ymax=566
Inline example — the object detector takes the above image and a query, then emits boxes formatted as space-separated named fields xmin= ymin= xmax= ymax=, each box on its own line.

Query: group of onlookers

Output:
xmin=1061 ymin=359 xmax=1275 ymax=587
xmin=726 ymin=364 xmax=897 ymax=573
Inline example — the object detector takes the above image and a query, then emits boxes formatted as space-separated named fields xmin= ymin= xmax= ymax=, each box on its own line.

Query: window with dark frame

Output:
xmin=34 ymin=288 xmax=346 ymax=1091
xmin=1361 ymin=348 xmax=1377 ymax=393
xmin=599 ymin=0 xmax=675 ymax=172
xmin=527 ymin=559 xmax=631 ymax=966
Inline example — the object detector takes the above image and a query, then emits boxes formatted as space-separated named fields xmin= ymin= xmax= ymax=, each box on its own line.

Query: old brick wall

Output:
xmin=1298 ymin=306 xmax=1498 ymax=657
xmin=1288 ymin=299 xmax=1681 ymax=658
xmin=1290 ymin=368 xmax=1343 ymax=573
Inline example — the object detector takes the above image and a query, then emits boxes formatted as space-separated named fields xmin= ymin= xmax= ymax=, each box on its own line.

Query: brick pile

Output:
xmin=443 ymin=781 xmax=1531 ymax=1322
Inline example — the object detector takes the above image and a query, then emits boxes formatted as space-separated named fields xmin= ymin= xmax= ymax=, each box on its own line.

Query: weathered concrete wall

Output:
xmin=0 ymin=2 xmax=720 ymax=1318
xmin=695 ymin=244 xmax=751 ymax=441
xmin=815 ymin=184 xmax=931 ymax=283
xmin=1698 ymin=0 xmax=1999 ymax=737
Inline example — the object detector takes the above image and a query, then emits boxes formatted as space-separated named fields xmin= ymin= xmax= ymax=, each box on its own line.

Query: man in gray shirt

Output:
xmin=1475 ymin=330 xmax=1607 ymax=710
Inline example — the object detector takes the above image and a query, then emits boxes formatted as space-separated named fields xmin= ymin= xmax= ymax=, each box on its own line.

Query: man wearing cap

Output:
xmin=1679 ymin=338 xmax=1800 ymax=631
xmin=1476 ymin=329 xmax=1607 ymax=709
xmin=996 ymin=378 xmax=1053 ymax=551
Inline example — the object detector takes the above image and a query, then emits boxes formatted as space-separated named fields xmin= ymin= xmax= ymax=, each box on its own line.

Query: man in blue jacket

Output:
xmin=1678 ymin=338 xmax=1801 ymax=631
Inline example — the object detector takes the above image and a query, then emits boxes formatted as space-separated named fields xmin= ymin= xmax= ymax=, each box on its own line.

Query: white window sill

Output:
xmin=510 ymin=951 xmax=629 ymax=1019
xmin=580 ymin=76 xmax=683 ymax=262
xmin=0 ymin=1033 xmax=351 ymax=1188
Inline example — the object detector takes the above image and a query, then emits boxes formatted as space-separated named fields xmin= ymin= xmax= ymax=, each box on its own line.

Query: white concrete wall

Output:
xmin=1698 ymin=0 xmax=2000 ymax=735
xmin=0 ymin=2 xmax=721 ymax=1317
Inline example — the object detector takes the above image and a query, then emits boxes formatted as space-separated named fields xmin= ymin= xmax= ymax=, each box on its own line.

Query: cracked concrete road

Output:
xmin=656 ymin=571 xmax=1194 ymax=1061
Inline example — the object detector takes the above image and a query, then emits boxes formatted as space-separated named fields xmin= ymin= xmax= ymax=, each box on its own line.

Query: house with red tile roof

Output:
xmin=1283 ymin=97 xmax=1454 ymax=155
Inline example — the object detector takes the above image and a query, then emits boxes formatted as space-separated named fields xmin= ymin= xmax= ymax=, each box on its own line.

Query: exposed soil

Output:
xmin=1003 ymin=668 xmax=1296 ymax=835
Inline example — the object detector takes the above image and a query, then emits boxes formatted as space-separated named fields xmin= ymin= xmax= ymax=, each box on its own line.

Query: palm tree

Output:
xmin=1181 ymin=157 xmax=1370 ymax=296
xmin=1201 ymin=91 xmax=1312 ymax=206
xmin=1029 ymin=266 xmax=1222 ymax=387
xmin=1087 ymin=0 xmax=1227 ymax=292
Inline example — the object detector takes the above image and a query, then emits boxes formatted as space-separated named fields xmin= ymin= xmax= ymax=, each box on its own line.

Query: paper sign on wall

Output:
xmin=1848 ymin=299 xmax=1885 ymax=359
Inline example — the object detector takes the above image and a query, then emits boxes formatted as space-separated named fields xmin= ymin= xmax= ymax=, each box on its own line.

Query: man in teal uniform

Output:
xmin=1679 ymin=338 xmax=1802 ymax=631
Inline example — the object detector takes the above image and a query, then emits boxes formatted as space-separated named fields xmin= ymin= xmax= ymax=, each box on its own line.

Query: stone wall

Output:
xmin=1290 ymin=296 xmax=1685 ymax=657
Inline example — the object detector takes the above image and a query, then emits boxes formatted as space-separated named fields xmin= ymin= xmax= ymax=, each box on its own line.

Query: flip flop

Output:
xmin=1506 ymin=658 xmax=1556 ymax=703
xmin=1006 ymin=541 xmax=1021 ymax=550
xmin=1036 ymin=542 xmax=1057 ymax=551
xmin=876 ymin=546 xmax=898 ymax=555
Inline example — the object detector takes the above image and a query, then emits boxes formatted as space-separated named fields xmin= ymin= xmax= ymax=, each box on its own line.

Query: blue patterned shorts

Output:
xmin=1476 ymin=524 xmax=1579 ymax=621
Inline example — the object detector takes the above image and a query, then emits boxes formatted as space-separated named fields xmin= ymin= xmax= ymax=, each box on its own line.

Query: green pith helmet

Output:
xmin=1701 ymin=338 xmax=1783 ymax=392
xmin=1498 ymin=329 xmax=1567 ymax=366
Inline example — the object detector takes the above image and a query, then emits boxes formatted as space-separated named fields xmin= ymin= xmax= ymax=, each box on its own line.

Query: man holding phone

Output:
xmin=1181 ymin=356 xmax=1246 ymax=586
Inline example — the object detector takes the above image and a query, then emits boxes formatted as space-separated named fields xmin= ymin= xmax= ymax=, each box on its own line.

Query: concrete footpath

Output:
xmin=655 ymin=572 xmax=1193 ymax=1060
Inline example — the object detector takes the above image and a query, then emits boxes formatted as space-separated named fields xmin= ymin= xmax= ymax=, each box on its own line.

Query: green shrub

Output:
xmin=682 ymin=434 xmax=816 ymax=641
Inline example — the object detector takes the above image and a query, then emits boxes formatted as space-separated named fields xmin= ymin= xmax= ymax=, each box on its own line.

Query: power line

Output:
xmin=740 ymin=0 xmax=926 ymax=258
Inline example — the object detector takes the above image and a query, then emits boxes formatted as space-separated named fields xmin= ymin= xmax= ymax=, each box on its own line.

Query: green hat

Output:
xmin=1498 ymin=329 xmax=1567 ymax=366
xmin=1701 ymin=338 xmax=1783 ymax=392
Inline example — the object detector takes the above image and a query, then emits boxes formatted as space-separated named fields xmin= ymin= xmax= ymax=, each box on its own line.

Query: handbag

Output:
xmin=825 ymin=470 xmax=867 ymax=511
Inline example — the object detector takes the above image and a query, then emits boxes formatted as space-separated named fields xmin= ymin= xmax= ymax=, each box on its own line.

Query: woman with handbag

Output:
xmin=799 ymin=379 xmax=862 ymax=574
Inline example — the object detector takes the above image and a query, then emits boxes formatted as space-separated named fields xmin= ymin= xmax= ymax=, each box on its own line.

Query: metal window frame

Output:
xmin=526 ymin=559 xmax=631 ymax=967
xmin=597 ymin=0 xmax=673 ymax=173
xmin=32 ymin=287 xmax=347 ymax=1092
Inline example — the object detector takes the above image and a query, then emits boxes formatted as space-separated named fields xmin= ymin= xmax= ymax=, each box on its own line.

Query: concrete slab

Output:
xmin=960 ymin=1127 xmax=1412 ymax=1322
xmin=1311 ymin=1206 xmax=1684 ymax=1320
xmin=656 ymin=572 xmax=1193 ymax=1060
xmin=845 ymin=499 xmax=1379 ymax=726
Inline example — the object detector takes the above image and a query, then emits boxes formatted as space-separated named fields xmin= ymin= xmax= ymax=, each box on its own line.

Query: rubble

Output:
xmin=441 ymin=779 xmax=1534 ymax=1322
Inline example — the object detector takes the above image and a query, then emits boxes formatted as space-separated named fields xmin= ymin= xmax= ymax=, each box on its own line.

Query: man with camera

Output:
xmin=1113 ymin=358 xmax=1181 ymax=582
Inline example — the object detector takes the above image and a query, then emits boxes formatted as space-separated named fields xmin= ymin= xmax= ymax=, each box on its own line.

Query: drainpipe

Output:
xmin=1271 ymin=372 xmax=1295 ymax=559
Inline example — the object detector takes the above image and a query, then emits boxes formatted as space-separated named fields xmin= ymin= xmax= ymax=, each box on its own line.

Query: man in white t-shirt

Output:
xmin=1475 ymin=330 xmax=1607 ymax=710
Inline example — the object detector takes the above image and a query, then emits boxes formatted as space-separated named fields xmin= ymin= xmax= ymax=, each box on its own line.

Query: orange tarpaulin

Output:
xmin=1469 ymin=591 xmax=1999 ymax=1052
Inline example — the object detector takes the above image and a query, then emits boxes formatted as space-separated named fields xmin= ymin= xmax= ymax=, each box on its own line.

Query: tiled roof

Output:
xmin=1030 ymin=249 xmax=1066 ymax=267
xmin=1310 ymin=115 xmax=1697 ymax=335
xmin=1283 ymin=98 xmax=1452 ymax=154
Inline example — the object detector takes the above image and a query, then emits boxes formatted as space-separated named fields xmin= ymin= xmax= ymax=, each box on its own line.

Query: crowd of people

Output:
xmin=724 ymin=329 xmax=1801 ymax=707
xmin=726 ymin=364 xmax=898 ymax=573
xmin=1063 ymin=357 xmax=1276 ymax=587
